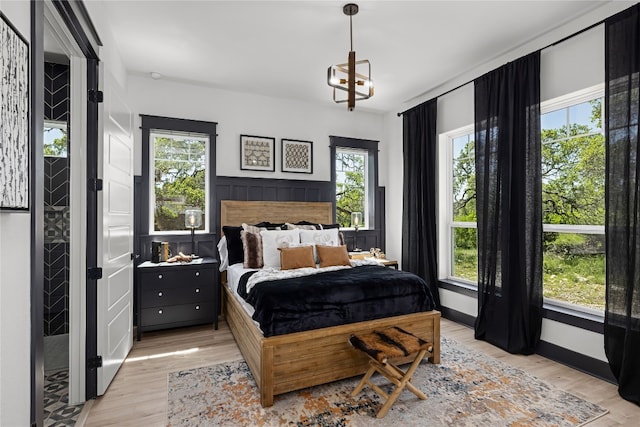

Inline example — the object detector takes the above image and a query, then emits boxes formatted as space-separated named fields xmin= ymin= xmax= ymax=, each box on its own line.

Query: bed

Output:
xmin=220 ymin=200 xmax=441 ymax=407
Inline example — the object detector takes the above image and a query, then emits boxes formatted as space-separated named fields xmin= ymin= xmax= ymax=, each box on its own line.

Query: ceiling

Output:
xmin=89 ymin=1 xmax=617 ymax=113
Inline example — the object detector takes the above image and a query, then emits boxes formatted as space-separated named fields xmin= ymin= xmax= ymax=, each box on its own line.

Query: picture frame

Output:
xmin=240 ymin=135 xmax=275 ymax=171
xmin=0 ymin=13 xmax=30 ymax=210
xmin=281 ymin=139 xmax=313 ymax=174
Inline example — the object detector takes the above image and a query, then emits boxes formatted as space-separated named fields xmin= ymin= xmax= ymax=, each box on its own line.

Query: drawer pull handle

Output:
xmin=158 ymin=274 xmax=163 ymax=279
xmin=195 ymin=305 xmax=200 ymax=310
xmin=158 ymin=291 xmax=163 ymax=297
xmin=195 ymin=271 xmax=200 ymax=277
xmin=195 ymin=288 xmax=200 ymax=293
xmin=158 ymin=309 xmax=163 ymax=315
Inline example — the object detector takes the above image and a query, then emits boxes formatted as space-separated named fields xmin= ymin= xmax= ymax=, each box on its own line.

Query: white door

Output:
xmin=96 ymin=69 xmax=134 ymax=395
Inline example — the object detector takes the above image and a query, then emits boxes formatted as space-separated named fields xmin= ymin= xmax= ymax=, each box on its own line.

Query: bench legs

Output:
xmin=351 ymin=349 xmax=428 ymax=418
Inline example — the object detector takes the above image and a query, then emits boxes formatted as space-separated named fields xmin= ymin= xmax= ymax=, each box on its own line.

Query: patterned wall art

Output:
xmin=281 ymin=139 xmax=313 ymax=174
xmin=240 ymin=134 xmax=275 ymax=171
xmin=0 ymin=13 xmax=30 ymax=210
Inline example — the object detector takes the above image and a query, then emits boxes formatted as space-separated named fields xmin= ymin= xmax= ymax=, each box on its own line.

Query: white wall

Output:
xmin=384 ymin=10 xmax=613 ymax=363
xmin=127 ymin=75 xmax=384 ymax=178
xmin=0 ymin=1 xmax=32 ymax=424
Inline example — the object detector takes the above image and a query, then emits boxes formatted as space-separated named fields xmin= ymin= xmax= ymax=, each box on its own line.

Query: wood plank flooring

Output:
xmin=82 ymin=318 xmax=640 ymax=426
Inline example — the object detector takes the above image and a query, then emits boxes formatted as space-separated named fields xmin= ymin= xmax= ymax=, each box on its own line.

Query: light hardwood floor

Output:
xmin=82 ymin=318 xmax=640 ymax=426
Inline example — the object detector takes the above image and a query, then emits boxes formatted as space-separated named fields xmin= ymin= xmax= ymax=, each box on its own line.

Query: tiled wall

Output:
xmin=44 ymin=62 xmax=70 ymax=336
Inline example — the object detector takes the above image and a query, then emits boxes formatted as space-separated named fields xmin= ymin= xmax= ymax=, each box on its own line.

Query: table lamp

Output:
xmin=185 ymin=209 xmax=202 ymax=256
xmin=351 ymin=211 xmax=363 ymax=251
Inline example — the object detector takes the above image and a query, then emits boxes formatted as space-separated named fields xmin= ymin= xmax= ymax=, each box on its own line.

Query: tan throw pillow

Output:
xmin=241 ymin=230 xmax=264 ymax=268
xmin=279 ymin=246 xmax=316 ymax=270
xmin=317 ymin=245 xmax=351 ymax=268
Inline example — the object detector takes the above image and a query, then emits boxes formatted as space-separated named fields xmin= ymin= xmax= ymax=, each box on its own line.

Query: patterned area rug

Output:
xmin=167 ymin=337 xmax=608 ymax=426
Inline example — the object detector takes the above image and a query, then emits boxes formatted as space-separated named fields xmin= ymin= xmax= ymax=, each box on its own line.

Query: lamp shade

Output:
xmin=351 ymin=211 xmax=363 ymax=228
xmin=185 ymin=209 xmax=202 ymax=229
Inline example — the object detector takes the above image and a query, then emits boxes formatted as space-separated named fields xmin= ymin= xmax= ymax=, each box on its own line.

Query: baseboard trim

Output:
xmin=440 ymin=306 xmax=617 ymax=384
xmin=536 ymin=340 xmax=616 ymax=384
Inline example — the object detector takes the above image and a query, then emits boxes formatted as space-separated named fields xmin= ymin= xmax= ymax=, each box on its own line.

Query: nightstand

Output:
xmin=377 ymin=259 xmax=399 ymax=269
xmin=136 ymin=257 xmax=218 ymax=340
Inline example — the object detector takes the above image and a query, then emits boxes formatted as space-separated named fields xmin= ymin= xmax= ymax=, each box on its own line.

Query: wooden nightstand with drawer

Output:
xmin=136 ymin=257 xmax=218 ymax=340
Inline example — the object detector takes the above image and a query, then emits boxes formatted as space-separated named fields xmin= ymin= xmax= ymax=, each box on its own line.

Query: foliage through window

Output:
xmin=151 ymin=132 xmax=208 ymax=233
xmin=441 ymin=87 xmax=605 ymax=312
xmin=450 ymin=130 xmax=477 ymax=282
xmin=541 ymin=92 xmax=605 ymax=311
xmin=335 ymin=147 xmax=368 ymax=228
xmin=44 ymin=120 xmax=68 ymax=157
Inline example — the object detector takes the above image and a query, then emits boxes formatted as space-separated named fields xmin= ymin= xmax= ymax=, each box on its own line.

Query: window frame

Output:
xmin=438 ymin=85 xmax=606 ymax=312
xmin=148 ymin=130 xmax=211 ymax=235
xmin=329 ymin=136 xmax=378 ymax=230
xmin=140 ymin=115 xmax=217 ymax=238
xmin=438 ymin=124 xmax=477 ymax=284
xmin=540 ymin=83 xmax=605 ymax=312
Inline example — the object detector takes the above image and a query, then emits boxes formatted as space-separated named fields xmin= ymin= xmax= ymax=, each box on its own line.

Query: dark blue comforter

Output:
xmin=238 ymin=265 xmax=435 ymax=337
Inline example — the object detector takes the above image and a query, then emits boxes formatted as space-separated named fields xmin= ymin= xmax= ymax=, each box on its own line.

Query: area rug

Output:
xmin=167 ymin=337 xmax=608 ymax=426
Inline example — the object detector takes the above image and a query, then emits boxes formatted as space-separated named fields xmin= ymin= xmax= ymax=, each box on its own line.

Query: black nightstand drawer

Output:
xmin=139 ymin=268 xmax=212 ymax=290
xmin=140 ymin=301 xmax=215 ymax=327
xmin=140 ymin=283 xmax=213 ymax=308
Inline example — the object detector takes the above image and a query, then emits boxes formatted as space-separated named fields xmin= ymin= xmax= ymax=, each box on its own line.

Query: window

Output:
xmin=44 ymin=120 xmax=67 ymax=157
xmin=438 ymin=86 xmax=605 ymax=313
xmin=140 ymin=115 xmax=217 ymax=236
xmin=335 ymin=147 xmax=369 ymax=227
xmin=541 ymin=86 xmax=605 ymax=312
xmin=441 ymin=126 xmax=477 ymax=283
xmin=330 ymin=136 xmax=378 ymax=229
xmin=150 ymin=131 xmax=209 ymax=233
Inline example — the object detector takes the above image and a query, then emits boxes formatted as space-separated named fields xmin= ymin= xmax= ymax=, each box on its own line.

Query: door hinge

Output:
xmin=88 ymin=267 xmax=103 ymax=280
xmin=89 ymin=178 xmax=103 ymax=192
xmin=89 ymin=89 xmax=104 ymax=103
xmin=87 ymin=355 xmax=103 ymax=369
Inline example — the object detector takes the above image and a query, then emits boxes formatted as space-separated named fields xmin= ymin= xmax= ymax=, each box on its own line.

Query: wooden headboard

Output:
xmin=220 ymin=200 xmax=333 ymax=229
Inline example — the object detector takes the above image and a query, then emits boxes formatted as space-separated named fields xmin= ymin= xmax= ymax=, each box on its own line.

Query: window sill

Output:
xmin=437 ymin=279 xmax=604 ymax=334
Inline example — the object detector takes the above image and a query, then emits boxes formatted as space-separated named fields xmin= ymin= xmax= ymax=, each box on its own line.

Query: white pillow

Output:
xmin=217 ymin=236 xmax=229 ymax=271
xmin=260 ymin=229 xmax=301 ymax=269
xmin=299 ymin=229 xmax=340 ymax=262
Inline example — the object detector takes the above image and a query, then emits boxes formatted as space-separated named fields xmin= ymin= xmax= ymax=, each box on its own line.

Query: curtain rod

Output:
xmin=396 ymin=18 xmax=605 ymax=117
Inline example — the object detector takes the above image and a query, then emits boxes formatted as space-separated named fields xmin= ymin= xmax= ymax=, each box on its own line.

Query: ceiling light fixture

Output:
xmin=327 ymin=3 xmax=373 ymax=111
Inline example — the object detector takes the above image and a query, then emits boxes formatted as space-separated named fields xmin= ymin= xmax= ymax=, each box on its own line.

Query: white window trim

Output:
xmin=149 ymin=131 xmax=210 ymax=235
xmin=541 ymin=83 xmax=604 ymax=113
xmin=438 ymin=124 xmax=475 ymax=282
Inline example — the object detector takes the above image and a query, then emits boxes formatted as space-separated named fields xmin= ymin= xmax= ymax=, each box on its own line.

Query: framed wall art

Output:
xmin=240 ymin=135 xmax=275 ymax=171
xmin=0 ymin=12 xmax=30 ymax=210
xmin=281 ymin=139 xmax=312 ymax=174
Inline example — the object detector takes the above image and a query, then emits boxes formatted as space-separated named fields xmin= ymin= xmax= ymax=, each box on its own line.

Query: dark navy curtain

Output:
xmin=473 ymin=52 xmax=543 ymax=354
xmin=402 ymin=99 xmax=441 ymax=308
xmin=604 ymin=4 xmax=640 ymax=406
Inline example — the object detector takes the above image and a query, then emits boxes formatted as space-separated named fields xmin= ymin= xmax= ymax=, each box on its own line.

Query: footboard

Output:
xmin=224 ymin=285 xmax=441 ymax=407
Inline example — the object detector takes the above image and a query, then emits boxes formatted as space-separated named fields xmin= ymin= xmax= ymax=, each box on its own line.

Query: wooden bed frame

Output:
xmin=220 ymin=200 xmax=441 ymax=407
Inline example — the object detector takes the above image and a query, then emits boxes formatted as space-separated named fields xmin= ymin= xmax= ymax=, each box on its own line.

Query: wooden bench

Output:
xmin=349 ymin=326 xmax=433 ymax=418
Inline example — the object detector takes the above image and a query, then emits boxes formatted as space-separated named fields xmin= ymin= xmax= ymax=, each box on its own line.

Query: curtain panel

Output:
xmin=604 ymin=4 xmax=640 ymax=406
xmin=402 ymin=99 xmax=441 ymax=308
xmin=473 ymin=52 xmax=543 ymax=354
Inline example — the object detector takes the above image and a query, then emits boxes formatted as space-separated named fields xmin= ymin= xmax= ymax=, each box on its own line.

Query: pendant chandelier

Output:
xmin=327 ymin=3 xmax=373 ymax=111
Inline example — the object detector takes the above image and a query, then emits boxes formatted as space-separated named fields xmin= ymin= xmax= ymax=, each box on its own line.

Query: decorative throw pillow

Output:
xmin=317 ymin=245 xmax=351 ymax=268
xmin=299 ymin=228 xmax=340 ymax=262
xmin=279 ymin=246 xmax=316 ymax=270
xmin=241 ymin=230 xmax=264 ymax=268
xmin=253 ymin=221 xmax=283 ymax=230
xmin=222 ymin=225 xmax=244 ymax=266
xmin=260 ymin=229 xmax=301 ymax=268
xmin=284 ymin=222 xmax=318 ymax=230
xmin=217 ymin=236 xmax=229 ymax=271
